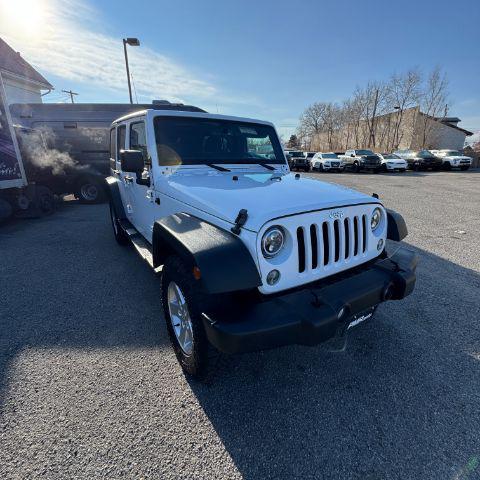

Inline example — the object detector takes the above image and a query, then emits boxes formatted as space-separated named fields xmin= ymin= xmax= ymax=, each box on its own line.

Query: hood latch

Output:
xmin=231 ymin=209 xmax=248 ymax=235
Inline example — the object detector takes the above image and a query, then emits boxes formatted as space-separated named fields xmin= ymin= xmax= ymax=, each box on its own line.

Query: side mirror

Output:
xmin=120 ymin=150 xmax=144 ymax=173
xmin=351 ymin=154 xmax=355 ymax=157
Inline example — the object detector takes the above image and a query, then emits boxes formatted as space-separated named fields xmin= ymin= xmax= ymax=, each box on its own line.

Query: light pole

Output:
xmin=123 ymin=37 xmax=140 ymax=104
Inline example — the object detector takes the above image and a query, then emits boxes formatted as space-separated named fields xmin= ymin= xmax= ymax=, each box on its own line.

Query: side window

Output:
xmin=109 ymin=128 xmax=116 ymax=159
xmin=117 ymin=125 xmax=126 ymax=161
xmin=130 ymin=121 xmax=148 ymax=162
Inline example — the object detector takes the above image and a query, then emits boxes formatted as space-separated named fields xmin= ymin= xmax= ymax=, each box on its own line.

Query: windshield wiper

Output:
xmin=206 ymin=164 xmax=231 ymax=172
xmin=257 ymin=163 xmax=275 ymax=171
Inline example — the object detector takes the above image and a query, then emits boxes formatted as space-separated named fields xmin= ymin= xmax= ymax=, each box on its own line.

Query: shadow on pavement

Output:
xmin=189 ymin=242 xmax=480 ymax=480
xmin=0 ymin=200 xmax=169 ymax=405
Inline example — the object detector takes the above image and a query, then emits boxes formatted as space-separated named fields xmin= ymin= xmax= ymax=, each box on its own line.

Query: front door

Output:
xmin=126 ymin=120 xmax=157 ymax=241
xmin=114 ymin=124 xmax=135 ymax=218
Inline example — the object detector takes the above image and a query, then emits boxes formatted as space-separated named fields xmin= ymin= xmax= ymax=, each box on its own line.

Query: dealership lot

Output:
xmin=1 ymin=170 xmax=480 ymax=479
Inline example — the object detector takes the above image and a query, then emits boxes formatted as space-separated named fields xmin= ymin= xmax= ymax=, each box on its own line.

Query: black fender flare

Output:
xmin=105 ymin=176 xmax=126 ymax=219
xmin=386 ymin=209 xmax=408 ymax=241
xmin=153 ymin=213 xmax=262 ymax=294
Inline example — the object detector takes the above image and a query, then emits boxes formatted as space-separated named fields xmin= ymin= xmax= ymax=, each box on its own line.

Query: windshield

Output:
xmin=445 ymin=150 xmax=462 ymax=156
xmin=154 ymin=116 xmax=285 ymax=166
xmin=383 ymin=154 xmax=399 ymax=159
xmin=289 ymin=151 xmax=304 ymax=157
xmin=416 ymin=150 xmax=435 ymax=158
xmin=356 ymin=149 xmax=375 ymax=155
xmin=323 ymin=153 xmax=338 ymax=159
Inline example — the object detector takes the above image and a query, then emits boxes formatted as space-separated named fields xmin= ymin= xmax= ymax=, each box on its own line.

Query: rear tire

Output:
xmin=161 ymin=256 xmax=212 ymax=379
xmin=33 ymin=186 xmax=55 ymax=216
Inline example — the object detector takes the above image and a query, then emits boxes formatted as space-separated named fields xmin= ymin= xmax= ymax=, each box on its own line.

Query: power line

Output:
xmin=61 ymin=89 xmax=79 ymax=103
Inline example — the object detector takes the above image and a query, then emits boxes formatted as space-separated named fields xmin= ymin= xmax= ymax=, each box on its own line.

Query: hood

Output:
xmin=163 ymin=167 xmax=377 ymax=232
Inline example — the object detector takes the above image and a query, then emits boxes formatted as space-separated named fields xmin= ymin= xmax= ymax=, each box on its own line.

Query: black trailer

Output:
xmin=10 ymin=101 xmax=205 ymax=204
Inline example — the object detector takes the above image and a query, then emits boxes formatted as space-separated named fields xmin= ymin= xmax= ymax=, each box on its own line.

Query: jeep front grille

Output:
xmin=296 ymin=215 xmax=368 ymax=273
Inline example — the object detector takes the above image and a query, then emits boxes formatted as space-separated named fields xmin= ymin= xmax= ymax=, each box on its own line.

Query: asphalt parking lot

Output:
xmin=1 ymin=169 xmax=480 ymax=479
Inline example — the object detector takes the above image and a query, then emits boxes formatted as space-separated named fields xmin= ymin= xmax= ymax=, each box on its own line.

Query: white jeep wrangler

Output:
xmin=106 ymin=109 xmax=418 ymax=378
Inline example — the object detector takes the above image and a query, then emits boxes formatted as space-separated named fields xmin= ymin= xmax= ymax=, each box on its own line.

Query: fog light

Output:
xmin=266 ymin=269 xmax=280 ymax=285
xmin=377 ymin=239 xmax=384 ymax=251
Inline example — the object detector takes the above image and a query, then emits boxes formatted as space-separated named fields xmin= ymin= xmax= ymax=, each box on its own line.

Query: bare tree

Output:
xmin=418 ymin=67 xmax=449 ymax=148
xmin=387 ymin=68 xmax=422 ymax=150
xmin=296 ymin=66 xmax=449 ymax=153
xmin=298 ymin=103 xmax=326 ymax=138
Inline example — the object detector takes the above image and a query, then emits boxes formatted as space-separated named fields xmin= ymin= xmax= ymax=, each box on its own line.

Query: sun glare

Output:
xmin=0 ymin=0 xmax=47 ymax=37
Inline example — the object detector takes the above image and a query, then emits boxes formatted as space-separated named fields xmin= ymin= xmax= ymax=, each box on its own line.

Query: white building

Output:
xmin=0 ymin=37 xmax=52 ymax=105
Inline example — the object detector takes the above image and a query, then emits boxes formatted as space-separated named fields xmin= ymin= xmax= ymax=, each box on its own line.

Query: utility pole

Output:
xmin=62 ymin=89 xmax=78 ymax=103
xmin=122 ymin=38 xmax=140 ymax=104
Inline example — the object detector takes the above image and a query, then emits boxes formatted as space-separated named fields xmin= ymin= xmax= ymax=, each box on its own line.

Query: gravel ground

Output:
xmin=1 ymin=169 xmax=479 ymax=479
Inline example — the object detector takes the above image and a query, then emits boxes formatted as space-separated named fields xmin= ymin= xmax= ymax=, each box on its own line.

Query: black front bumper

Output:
xmin=202 ymin=248 xmax=418 ymax=354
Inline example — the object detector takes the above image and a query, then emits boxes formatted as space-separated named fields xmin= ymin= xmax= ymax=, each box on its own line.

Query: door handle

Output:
xmin=146 ymin=190 xmax=155 ymax=202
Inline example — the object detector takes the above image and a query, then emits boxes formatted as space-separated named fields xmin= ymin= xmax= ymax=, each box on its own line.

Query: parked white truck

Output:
xmin=106 ymin=109 xmax=418 ymax=378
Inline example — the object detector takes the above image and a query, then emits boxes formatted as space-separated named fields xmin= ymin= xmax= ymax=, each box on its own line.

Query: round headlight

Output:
xmin=371 ymin=208 xmax=382 ymax=231
xmin=262 ymin=226 xmax=285 ymax=258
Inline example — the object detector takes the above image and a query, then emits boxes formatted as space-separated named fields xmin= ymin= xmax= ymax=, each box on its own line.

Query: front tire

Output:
xmin=109 ymin=201 xmax=129 ymax=245
xmin=352 ymin=161 xmax=360 ymax=173
xmin=161 ymin=256 xmax=211 ymax=378
xmin=460 ymin=166 xmax=469 ymax=171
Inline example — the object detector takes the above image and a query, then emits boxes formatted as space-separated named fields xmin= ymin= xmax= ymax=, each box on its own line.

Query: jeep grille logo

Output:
xmin=329 ymin=211 xmax=344 ymax=220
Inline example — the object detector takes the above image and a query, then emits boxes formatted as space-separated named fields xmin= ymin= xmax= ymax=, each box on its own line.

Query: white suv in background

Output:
xmin=431 ymin=150 xmax=472 ymax=171
xmin=312 ymin=152 xmax=345 ymax=172
xmin=377 ymin=153 xmax=407 ymax=172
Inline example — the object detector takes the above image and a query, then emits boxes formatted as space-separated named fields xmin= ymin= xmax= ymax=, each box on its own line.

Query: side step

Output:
xmin=118 ymin=218 xmax=161 ymax=272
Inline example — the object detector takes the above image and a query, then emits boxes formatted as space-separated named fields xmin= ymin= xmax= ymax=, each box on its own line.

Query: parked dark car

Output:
xmin=285 ymin=150 xmax=311 ymax=171
xmin=394 ymin=149 xmax=443 ymax=171
xmin=341 ymin=149 xmax=382 ymax=173
xmin=294 ymin=152 xmax=313 ymax=172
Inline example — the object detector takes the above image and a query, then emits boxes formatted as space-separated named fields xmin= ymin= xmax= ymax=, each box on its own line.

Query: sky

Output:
xmin=0 ymin=0 xmax=479 ymax=142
